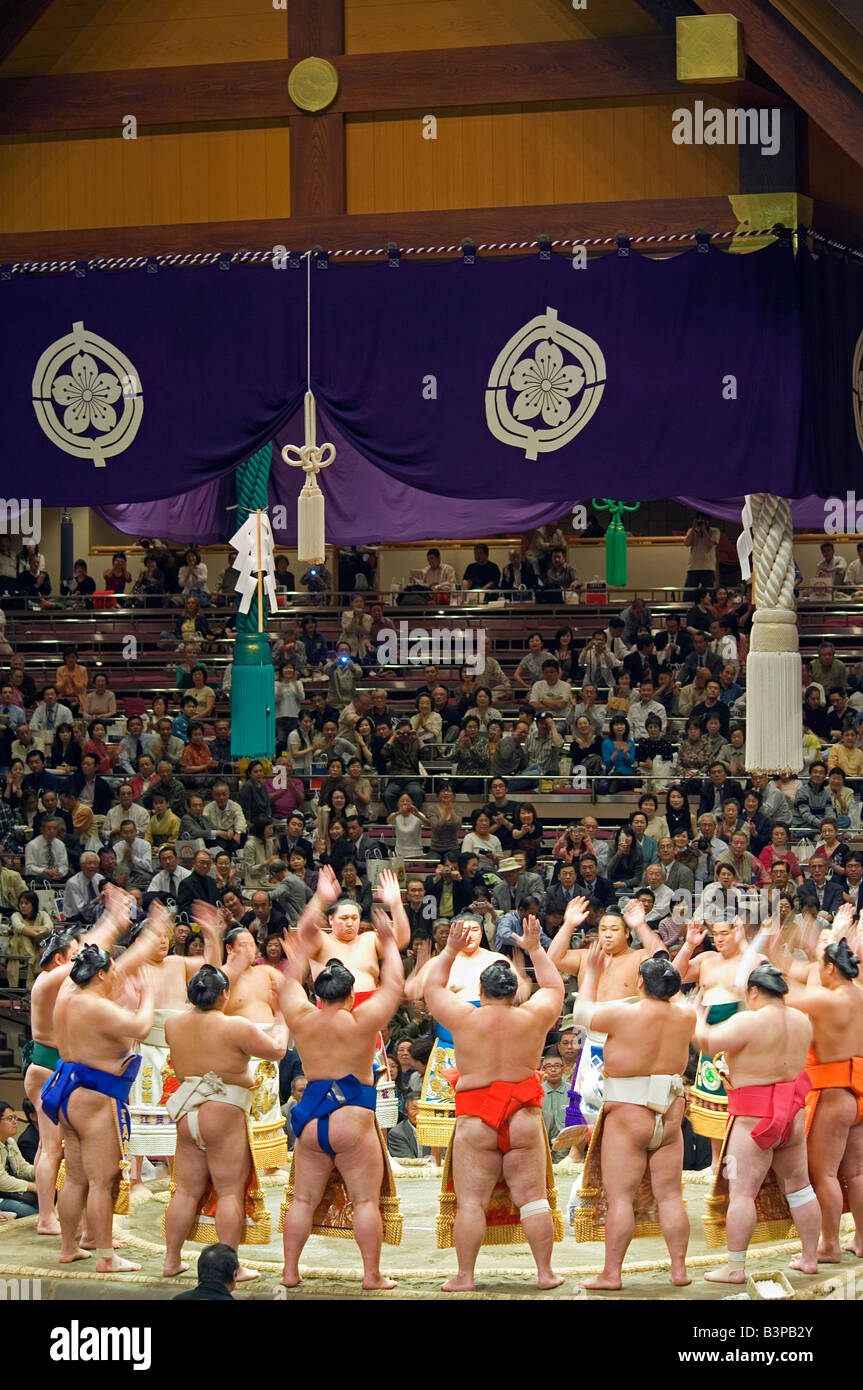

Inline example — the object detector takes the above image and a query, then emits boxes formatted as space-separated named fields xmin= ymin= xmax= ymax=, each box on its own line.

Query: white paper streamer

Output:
xmin=229 ymin=510 xmax=278 ymax=615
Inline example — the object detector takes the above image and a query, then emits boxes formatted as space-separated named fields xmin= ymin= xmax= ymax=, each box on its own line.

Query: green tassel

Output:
xmin=592 ymin=498 xmax=640 ymax=588
xmin=231 ymin=443 xmax=276 ymax=760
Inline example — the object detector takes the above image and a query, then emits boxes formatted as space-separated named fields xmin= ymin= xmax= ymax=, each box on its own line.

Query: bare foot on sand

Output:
xmin=441 ymin=1274 xmax=476 ymax=1292
xmin=162 ymin=1261 xmax=190 ymax=1277
xmin=789 ymin=1254 xmax=818 ymax=1274
xmin=581 ymin=1274 xmax=622 ymax=1290
xmin=670 ymin=1267 xmax=691 ymax=1287
xmin=704 ymin=1264 xmax=745 ymax=1284
xmin=59 ymin=1246 xmax=92 ymax=1263
xmin=537 ymin=1272 xmax=566 ymax=1290
xmin=36 ymin=1218 xmax=61 ymax=1236
xmin=816 ymin=1243 xmax=843 ymax=1263
xmin=95 ymin=1254 xmax=141 ymax=1273
xmin=362 ymin=1274 xmax=397 ymax=1290
xmin=842 ymin=1238 xmax=863 ymax=1258
xmin=236 ymin=1266 xmax=260 ymax=1283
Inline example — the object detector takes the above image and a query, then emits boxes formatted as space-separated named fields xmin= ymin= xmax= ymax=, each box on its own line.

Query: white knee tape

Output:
xmin=786 ymin=1184 xmax=815 ymax=1209
xmin=520 ymin=1198 xmax=551 ymax=1221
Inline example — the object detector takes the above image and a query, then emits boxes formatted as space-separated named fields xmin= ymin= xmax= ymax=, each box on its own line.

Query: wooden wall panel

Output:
xmin=345 ymin=0 xmax=659 ymax=55
xmin=807 ymin=120 xmax=863 ymax=227
xmin=0 ymin=124 xmax=290 ymax=232
xmin=0 ymin=0 xmax=286 ymax=77
xmin=346 ymin=100 xmax=740 ymax=215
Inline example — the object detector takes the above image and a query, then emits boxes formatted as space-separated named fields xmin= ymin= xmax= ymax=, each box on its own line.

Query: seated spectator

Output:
xmin=186 ymin=665 xmax=216 ymax=719
xmin=843 ymin=853 xmax=863 ymax=910
xmin=623 ymin=636 xmax=660 ymax=689
xmin=71 ymin=753 xmax=114 ymax=816
xmin=605 ymin=676 xmax=632 ymax=716
xmin=461 ymin=542 xmax=501 ymax=596
xmin=529 ymin=659 xmax=571 ymax=719
xmin=55 ymin=647 xmax=88 ymax=711
xmin=828 ymin=766 xmax=855 ymax=827
xmin=574 ymin=852 xmax=616 ymax=907
xmin=569 ymin=714 xmax=604 ymax=778
xmin=82 ymin=719 xmax=117 ymax=775
xmin=132 ymin=552 xmax=166 ymax=602
xmin=461 ymin=810 xmax=502 ymax=868
xmin=717 ymin=664 xmax=743 ymax=707
xmin=606 ymin=826 xmax=644 ymax=893
xmin=567 ymin=682 xmax=604 ymax=735
xmin=690 ymin=679 xmax=731 ymax=738
xmin=635 ymin=714 xmax=675 ymax=775
xmin=300 ymin=560 xmax=333 ymax=598
xmin=538 ymin=547 xmax=578 ymax=601
xmin=678 ymin=633 xmax=723 ymax=687
xmin=60 ymin=557 xmax=97 ymax=600
xmin=524 ymin=711 xmax=561 ymax=775
xmin=410 ymin=693 xmax=442 ymax=746
xmin=797 ymin=853 xmax=844 ymax=915
xmin=49 ymin=724 xmax=83 ymax=775
xmin=827 ymin=726 xmax=863 ymax=782
xmin=717 ymin=828 xmax=756 ymax=884
xmin=177 ymin=850 xmax=220 ymax=913
xmin=30 ymin=687 xmax=73 ymax=735
xmin=453 ymin=716 xmax=491 ymax=791
xmin=655 ymin=614 xmax=692 ymax=667
xmin=500 ymin=547 xmax=538 ymax=595
xmin=178 ymin=547 xmax=210 ymax=606
xmin=575 ymin=629 xmax=617 ymax=689
xmin=513 ymin=631 xmax=553 ymax=690
xmin=242 ymin=889 xmax=289 ymax=950
xmin=81 ymin=672 xmax=117 ymax=721
xmin=465 ymin=685 xmax=504 ymax=732
xmin=17 ymin=552 xmax=51 ymax=599
xmin=490 ymin=719 xmax=530 ymax=779
xmin=62 ymin=851 xmax=105 ymax=922
xmin=7 ymin=889 xmax=53 ymax=986
xmin=739 ymin=789 xmax=770 ymax=854
xmin=181 ymin=722 xmax=217 ymax=775
xmin=815 ymin=818 xmax=849 ymax=881
xmin=387 ymin=1097 xmax=430 ymax=1160
xmin=757 ymin=824 xmax=804 ymax=884
xmin=628 ymin=810 xmax=658 ymax=867
xmin=815 ymin=540 xmax=847 ymax=589
xmin=114 ymin=819 xmax=156 ymax=890
xmin=173 ymin=595 xmax=210 ymax=645
xmin=422 ymin=547 xmax=457 ymax=593
xmin=102 ymin=550 xmax=131 ymax=593
xmin=0 ymin=1101 xmax=38 ymax=1219
xmin=700 ymin=863 xmax=740 ymax=923
xmin=24 ymin=817 xmax=68 ymax=882
xmin=340 ymin=595 xmax=372 ymax=661
xmin=749 ymin=771 xmax=792 ymax=827
xmin=698 ymin=762 xmax=743 ymax=819
xmin=802 ymin=684 xmax=831 ymax=741
xmin=601 ymin=714 xmax=636 ymax=787
xmin=811 ymin=641 xmax=847 ymax=696
xmin=495 ymin=897 xmax=548 ymax=956
xmin=725 ymin=723 xmax=747 ymax=779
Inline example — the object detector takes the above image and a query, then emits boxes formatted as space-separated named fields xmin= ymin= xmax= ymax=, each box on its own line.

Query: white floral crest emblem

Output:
xmin=486 ymin=307 xmax=605 ymax=460
xmin=32 ymin=321 xmax=143 ymax=468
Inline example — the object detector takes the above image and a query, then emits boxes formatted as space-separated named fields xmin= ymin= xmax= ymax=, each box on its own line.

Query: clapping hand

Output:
xmin=376 ymin=868 xmax=403 ymax=912
xmin=511 ymin=914 xmax=543 ymax=954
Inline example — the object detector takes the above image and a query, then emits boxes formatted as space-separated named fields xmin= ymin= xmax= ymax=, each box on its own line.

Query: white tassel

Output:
xmin=282 ymin=391 xmax=335 ymax=565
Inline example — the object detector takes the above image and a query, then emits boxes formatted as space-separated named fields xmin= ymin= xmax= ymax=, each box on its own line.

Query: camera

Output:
xmin=697 ymin=835 xmax=710 ymax=851
xmin=338 ymin=654 xmax=350 ymax=666
xmin=309 ymin=568 xmax=317 ymax=576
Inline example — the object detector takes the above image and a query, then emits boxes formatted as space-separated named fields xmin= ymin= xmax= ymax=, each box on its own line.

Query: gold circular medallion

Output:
xmin=288 ymin=57 xmax=340 ymax=113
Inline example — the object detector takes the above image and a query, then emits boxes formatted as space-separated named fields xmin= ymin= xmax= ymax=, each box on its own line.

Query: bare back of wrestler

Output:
xmin=783 ymin=932 xmax=863 ymax=1261
xmin=576 ymin=946 xmax=695 ymax=1290
xmin=52 ymin=921 xmax=157 ymax=1273
xmin=695 ymin=964 xmax=820 ymax=1283
xmin=279 ymin=903 xmax=405 ymax=1290
xmin=162 ymin=969 xmax=287 ymax=1281
xmin=423 ymin=917 xmax=565 ymax=1292
xmin=25 ymin=932 xmax=80 ymax=1235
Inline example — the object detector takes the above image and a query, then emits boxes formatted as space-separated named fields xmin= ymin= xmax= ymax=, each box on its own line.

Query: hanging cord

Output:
xmin=5 ymin=225 xmax=815 ymax=275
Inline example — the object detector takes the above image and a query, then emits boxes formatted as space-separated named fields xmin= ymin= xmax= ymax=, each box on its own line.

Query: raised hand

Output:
xmin=445 ymin=920 xmax=476 ymax=956
xmin=831 ymin=902 xmax=855 ymax=941
xmin=279 ymin=931 xmax=308 ymax=985
xmin=622 ymin=898 xmax=647 ymax=931
xmin=315 ymin=863 xmax=340 ymax=908
xmin=563 ymin=895 xmax=591 ymax=932
xmin=686 ymin=919 xmax=707 ymax=949
xmin=376 ymin=868 xmax=403 ymax=911
xmin=511 ymin=914 xmax=543 ymax=954
xmin=372 ymin=907 xmax=396 ymax=943
xmin=584 ymin=940 xmax=604 ymax=978
xmin=195 ymin=900 xmax=224 ymax=944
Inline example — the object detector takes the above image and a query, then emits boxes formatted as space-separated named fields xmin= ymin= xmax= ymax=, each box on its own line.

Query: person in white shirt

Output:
xmin=529 ymin=660 xmax=572 ymax=718
xmin=844 ymin=540 xmax=863 ymax=589
xmin=147 ymin=844 xmax=192 ymax=901
xmin=576 ymin=632 xmax=618 ymax=688
xmin=203 ymin=781 xmax=247 ymax=853
xmin=627 ymin=680 xmax=668 ymax=739
xmin=112 ymin=821 xmax=154 ymax=892
xmin=62 ymin=852 xmax=104 ymax=919
xmin=29 ymin=688 xmax=73 ymax=734
xmin=101 ymin=783 xmax=150 ymax=842
xmin=24 ymin=819 xmax=69 ymax=880
xmin=602 ymin=617 xmax=630 ymax=663
xmin=710 ymin=618 xmax=738 ymax=671
xmin=461 ymin=811 xmax=503 ymax=867
xmin=274 ymin=662 xmax=305 ymax=745
xmin=421 ymin=547 xmax=456 ymax=592
xmin=815 ymin=540 xmax=847 ymax=589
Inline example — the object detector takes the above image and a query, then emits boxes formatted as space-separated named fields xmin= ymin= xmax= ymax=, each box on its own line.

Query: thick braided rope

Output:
xmin=750 ymin=494 xmax=796 ymax=612
xmin=235 ymin=442 xmax=272 ymax=636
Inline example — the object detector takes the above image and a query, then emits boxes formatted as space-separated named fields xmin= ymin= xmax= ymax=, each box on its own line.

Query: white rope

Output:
xmin=6 ymin=227 xmax=780 ymax=275
xmin=743 ymin=493 xmax=802 ymax=776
